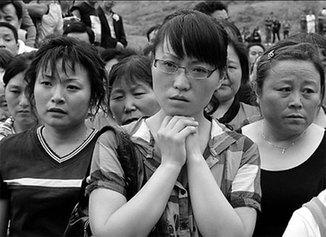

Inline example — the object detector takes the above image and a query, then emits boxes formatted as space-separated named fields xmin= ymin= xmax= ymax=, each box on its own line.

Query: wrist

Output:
xmin=160 ymin=161 xmax=183 ymax=173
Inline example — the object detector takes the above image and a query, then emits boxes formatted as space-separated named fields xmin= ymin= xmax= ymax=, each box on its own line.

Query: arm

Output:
xmin=89 ymin=116 xmax=198 ymax=237
xmin=116 ymin=16 xmax=127 ymax=47
xmin=90 ymin=163 xmax=181 ymax=237
xmin=19 ymin=1 xmax=36 ymax=47
xmin=186 ymin=133 xmax=259 ymax=237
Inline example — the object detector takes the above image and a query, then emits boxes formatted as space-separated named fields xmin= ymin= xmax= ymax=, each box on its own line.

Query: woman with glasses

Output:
xmin=88 ymin=10 xmax=261 ymax=236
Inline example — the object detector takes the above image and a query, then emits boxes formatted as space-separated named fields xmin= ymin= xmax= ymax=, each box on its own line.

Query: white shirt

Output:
xmin=283 ymin=190 xmax=326 ymax=237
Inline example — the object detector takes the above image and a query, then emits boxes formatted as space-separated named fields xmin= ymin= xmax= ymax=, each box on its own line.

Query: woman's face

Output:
xmin=249 ymin=45 xmax=264 ymax=66
xmin=259 ymin=60 xmax=322 ymax=137
xmin=152 ymin=39 xmax=223 ymax=117
xmin=109 ymin=78 xmax=160 ymax=125
xmin=34 ymin=60 xmax=91 ymax=130
xmin=5 ymin=72 xmax=36 ymax=126
xmin=214 ymin=45 xmax=242 ymax=103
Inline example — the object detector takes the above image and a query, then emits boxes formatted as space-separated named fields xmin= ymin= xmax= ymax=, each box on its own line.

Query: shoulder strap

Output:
xmin=85 ymin=125 xmax=119 ymax=176
xmin=303 ymin=197 xmax=326 ymax=237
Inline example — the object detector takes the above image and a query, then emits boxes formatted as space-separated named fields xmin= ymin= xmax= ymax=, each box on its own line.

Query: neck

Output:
xmin=262 ymin=119 xmax=306 ymax=142
xmin=14 ymin=120 xmax=36 ymax=134
xmin=213 ymin=97 xmax=234 ymax=119
xmin=42 ymin=123 xmax=88 ymax=146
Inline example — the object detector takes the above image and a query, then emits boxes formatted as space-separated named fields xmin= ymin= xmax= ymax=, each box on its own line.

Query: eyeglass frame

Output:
xmin=153 ymin=59 xmax=218 ymax=80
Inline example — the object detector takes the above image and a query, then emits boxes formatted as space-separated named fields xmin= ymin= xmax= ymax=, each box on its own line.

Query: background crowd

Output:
xmin=0 ymin=0 xmax=326 ymax=237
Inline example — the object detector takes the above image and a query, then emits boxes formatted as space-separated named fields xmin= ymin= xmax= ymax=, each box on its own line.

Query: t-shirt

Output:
xmin=253 ymin=131 xmax=326 ymax=237
xmin=87 ymin=118 xmax=261 ymax=236
xmin=0 ymin=126 xmax=98 ymax=237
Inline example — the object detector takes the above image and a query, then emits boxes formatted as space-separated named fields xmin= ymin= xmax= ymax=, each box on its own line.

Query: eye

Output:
xmin=277 ymin=87 xmax=291 ymax=92
xmin=302 ymin=88 xmax=315 ymax=94
xmin=67 ymin=85 xmax=80 ymax=91
xmin=191 ymin=66 xmax=209 ymax=73
xmin=162 ymin=60 xmax=177 ymax=68
xmin=111 ymin=94 xmax=124 ymax=101
xmin=40 ymin=81 xmax=52 ymax=87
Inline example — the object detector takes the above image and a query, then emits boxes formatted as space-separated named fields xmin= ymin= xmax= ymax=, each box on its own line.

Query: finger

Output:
xmin=176 ymin=125 xmax=198 ymax=140
xmin=172 ymin=119 xmax=199 ymax=133
xmin=166 ymin=116 xmax=195 ymax=129
xmin=161 ymin=116 xmax=172 ymax=128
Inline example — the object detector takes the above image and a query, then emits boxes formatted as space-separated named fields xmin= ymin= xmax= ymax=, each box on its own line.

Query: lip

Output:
xmin=285 ymin=114 xmax=305 ymax=119
xmin=47 ymin=108 xmax=67 ymax=114
xmin=17 ymin=110 xmax=30 ymax=114
xmin=169 ymin=95 xmax=189 ymax=102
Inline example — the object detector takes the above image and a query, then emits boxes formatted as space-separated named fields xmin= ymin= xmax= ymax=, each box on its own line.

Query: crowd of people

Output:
xmin=0 ymin=0 xmax=326 ymax=237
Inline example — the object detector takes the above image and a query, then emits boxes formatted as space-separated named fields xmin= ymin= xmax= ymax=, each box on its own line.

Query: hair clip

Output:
xmin=267 ymin=50 xmax=275 ymax=60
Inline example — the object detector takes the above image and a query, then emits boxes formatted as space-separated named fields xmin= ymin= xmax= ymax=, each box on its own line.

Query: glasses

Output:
xmin=154 ymin=59 xmax=217 ymax=80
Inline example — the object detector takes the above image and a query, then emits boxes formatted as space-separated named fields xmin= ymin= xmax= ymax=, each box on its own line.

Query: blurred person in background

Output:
xmin=193 ymin=0 xmax=229 ymax=20
xmin=0 ymin=49 xmax=14 ymax=122
xmin=206 ymin=39 xmax=262 ymax=130
xmin=108 ymin=54 xmax=160 ymax=125
xmin=63 ymin=21 xmax=95 ymax=45
xmin=0 ymin=1 xmax=36 ymax=54
xmin=0 ymin=52 xmax=37 ymax=140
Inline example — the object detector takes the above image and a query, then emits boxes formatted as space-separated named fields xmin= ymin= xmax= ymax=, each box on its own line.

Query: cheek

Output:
xmin=109 ymin=100 xmax=124 ymax=118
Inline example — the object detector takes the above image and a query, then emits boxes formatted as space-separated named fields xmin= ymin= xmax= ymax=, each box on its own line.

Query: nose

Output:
xmin=288 ymin=91 xmax=303 ymax=109
xmin=123 ymin=95 xmax=137 ymax=113
xmin=18 ymin=92 xmax=30 ymax=108
xmin=173 ymin=69 xmax=190 ymax=91
xmin=51 ymin=85 xmax=65 ymax=104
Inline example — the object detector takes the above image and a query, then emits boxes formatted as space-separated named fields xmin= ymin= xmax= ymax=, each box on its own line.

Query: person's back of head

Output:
xmin=146 ymin=24 xmax=161 ymax=43
xmin=193 ymin=0 xmax=228 ymax=20
xmin=63 ymin=21 xmax=95 ymax=44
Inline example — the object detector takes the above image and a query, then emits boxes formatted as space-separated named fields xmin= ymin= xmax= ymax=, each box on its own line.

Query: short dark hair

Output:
xmin=286 ymin=32 xmax=326 ymax=51
xmin=256 ymin=41 xmax=325 ymax=101
xmin=108 ymin=54 xmax=152 ymax=90
xmin=0 ymin=22 xmax=18 ymax=42
xmin=3 ymin=52 xmax=36 ymax=86
xmin=63 ymin=21 xmax=95 ymax=44
xmin=146 ymin=24 xmax=161 ymax=42
xmin=25 ymin=36 xmax=107 ymax=115
xmin=0 ymin=48 xmax=14 ymax=69
xmin=0 ymin=1 xmax=23 ymax=20
xmin=193 ymin=1 xmax=228 ymax=16
xmin=154 ymin=9 xmax=228 ymax=73
xmin=217 ymin=19 xmax=243 ymax=42
xmin=100 ymin=47 xmax=137 ymax=63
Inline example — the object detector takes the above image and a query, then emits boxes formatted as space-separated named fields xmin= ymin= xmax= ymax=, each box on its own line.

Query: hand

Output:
xmin=157 ymin=116 xmax=198 ymax=168
xmin=115 ymin=42 xmax=124 ymax=50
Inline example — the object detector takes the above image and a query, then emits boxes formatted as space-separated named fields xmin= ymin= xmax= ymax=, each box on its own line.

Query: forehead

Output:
xmin=0 ymin=4 xmax=17 ymax=17
xmin=267 ymin=60 xmax=320 ymax=84
xmin=40 ymin=59 xmax=88 ymax=78
xmin=112 ymin=76 xmax=149 ymax=89
xmin=0 ymin=26 xmax=15 ymax=37
xmin=6 ymin=72 xmax=25 ymax=86
xmin=249 ymin=45 xmax=264 ymax=52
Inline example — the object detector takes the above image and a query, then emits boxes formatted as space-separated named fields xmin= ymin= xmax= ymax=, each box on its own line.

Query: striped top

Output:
xmin=88 ymin=118 xmax=261 ymax=236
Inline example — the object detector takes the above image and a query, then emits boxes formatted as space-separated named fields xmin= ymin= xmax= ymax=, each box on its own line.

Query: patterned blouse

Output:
xmin=87 ymin=118 xmax=261 ymax=236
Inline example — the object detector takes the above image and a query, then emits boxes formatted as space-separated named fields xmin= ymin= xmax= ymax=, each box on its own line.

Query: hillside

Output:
xmin=111 ymin=1 xmax=326 ymax=50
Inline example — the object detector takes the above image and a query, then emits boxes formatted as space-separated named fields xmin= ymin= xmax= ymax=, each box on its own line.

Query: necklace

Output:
xmin=260 ymin=125 xmax=307 ymax=155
